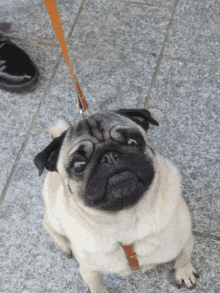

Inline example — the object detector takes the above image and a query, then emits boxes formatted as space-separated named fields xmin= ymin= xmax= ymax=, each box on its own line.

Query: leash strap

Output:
xmin=123 ymin=245 xmax=139 ymax=270
xmin=44 ymin=1 xmax=139 ymax=270
xmin=44 ymin=0 xmax=89 ymax=117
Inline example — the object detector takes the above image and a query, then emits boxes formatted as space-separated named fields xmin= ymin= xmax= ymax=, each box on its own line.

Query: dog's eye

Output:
xmin=127 ymin=138 xmax=138 ymax=146
xmin=73 ymin=161 xmax=86 ymax=173
xmin=126 ymin=133 xmax=143 ymax=147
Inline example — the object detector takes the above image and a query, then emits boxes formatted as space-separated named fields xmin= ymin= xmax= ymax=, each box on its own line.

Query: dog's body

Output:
xmin=34 ymin=109 xmax=199 ymax=293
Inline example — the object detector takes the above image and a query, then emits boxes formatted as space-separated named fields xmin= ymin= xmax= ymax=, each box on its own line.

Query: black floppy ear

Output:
xmin=34 ymin=131 xmax=67 ymax=176
xmin=115 ymin=109 xmax=159 ymax=131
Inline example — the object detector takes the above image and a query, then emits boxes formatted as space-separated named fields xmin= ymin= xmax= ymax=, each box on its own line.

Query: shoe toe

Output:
xmin=0 ymin=37 xmax=39 ymax=92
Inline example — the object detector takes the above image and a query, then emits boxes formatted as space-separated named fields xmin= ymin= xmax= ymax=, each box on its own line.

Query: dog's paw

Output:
xmin=174 ymin=263 xmax=199 ymax=290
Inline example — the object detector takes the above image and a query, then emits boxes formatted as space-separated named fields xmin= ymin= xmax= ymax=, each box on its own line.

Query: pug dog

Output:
xmin=34 ymin=109 xmax=199 ymax=293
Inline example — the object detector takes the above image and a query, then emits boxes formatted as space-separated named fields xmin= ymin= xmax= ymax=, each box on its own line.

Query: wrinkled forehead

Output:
xmin=73 ymin=112 xmax=137 ymax=139
xmin=64 ymin=111 xmax=142 ymax=151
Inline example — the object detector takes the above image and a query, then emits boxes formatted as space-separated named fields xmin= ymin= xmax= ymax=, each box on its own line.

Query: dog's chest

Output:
xmin=45 ymin=180 xmax=189 ymax=274
xmin=61 ymin=211 xmax=179 ymax=274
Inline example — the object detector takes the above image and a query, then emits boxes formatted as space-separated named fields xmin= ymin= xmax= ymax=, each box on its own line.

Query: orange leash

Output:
xmin=44 ymin=0 xmax=140 ymax=271
xmin=44 ymin=0 xmax=89 ymax=117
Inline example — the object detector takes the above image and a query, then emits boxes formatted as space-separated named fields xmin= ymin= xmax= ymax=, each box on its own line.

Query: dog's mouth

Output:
xmin=105 ymin=171 xmax=143 ymax=202
xmin=84 ymin=164 xmax=153 ymax=212
xmin=108 ymin=171 xmax=135 ymax=185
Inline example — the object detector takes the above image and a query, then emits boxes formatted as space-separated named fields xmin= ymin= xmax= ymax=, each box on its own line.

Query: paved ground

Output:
xmin=0 ymin=0 xmax=220 ymax=292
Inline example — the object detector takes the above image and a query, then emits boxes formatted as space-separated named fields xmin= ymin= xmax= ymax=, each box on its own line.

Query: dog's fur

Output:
xmin=34 ymin=109 xmax=199 ymax=293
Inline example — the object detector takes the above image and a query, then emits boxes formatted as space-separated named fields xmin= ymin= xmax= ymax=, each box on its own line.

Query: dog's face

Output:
xmin=34 ymin=109 xmax=159 ymax=212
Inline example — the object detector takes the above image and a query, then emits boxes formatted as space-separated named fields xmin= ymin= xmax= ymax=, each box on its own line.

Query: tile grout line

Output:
xmin=192 ymin=231 xmax=220 ymax=242
xmin=9 ymin=37 xmax=60 ymax=47
xmin=163 ymin=54 xmax=220 ymax=67
xmin=144 ymin=0 xmax=180 ymax=109
xmin=0 ymin=0 xmax=87 ymax=205
xmin=66 ymin=0 xmax=87 ymax=42
xmin=115 ymin=0 xmax=173 ymax=9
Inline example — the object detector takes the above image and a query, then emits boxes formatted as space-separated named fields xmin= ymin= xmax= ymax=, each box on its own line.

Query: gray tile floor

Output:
xmin=0 ymin=0 xmax=219 ymax=292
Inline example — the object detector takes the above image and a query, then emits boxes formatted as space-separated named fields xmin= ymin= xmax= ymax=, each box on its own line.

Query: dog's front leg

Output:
xmin=174 ymin=232 xmax=199 ymax=289
xmin=43 ymin=219 xmax=73 ymax=258
xmin=80 ymin=265 xmax=110 ymax=293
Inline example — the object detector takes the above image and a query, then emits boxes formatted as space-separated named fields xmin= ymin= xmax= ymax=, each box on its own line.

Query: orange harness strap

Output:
xmin=44 ymin=0 xmax=88 ymax=113
xmin=123 ymin=245 xmax=139 ymax=270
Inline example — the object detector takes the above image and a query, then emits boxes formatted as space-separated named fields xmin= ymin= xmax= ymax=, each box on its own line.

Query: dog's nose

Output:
xmin=101 ymin=151 xmax=119 ymax=164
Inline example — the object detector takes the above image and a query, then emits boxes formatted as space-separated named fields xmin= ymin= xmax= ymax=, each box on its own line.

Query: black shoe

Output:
xmin=0 ymin=33 xmax=39 ymax=93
